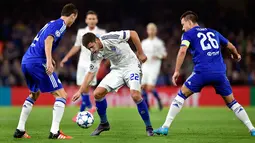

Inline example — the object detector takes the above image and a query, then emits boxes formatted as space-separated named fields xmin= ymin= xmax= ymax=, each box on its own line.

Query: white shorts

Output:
xmin=98 ymin=67 xmax=142 ymax=92
xmin=76 ymin=66 xmax=97 ymax=86
xmin=141 ymin=70 xmax=159 ymax=86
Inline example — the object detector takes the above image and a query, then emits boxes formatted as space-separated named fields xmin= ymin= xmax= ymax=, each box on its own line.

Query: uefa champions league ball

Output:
xmin=76 ymin=111 xmax=94 ymax=128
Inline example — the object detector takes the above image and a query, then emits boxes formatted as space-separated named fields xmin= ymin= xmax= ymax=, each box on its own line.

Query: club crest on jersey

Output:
xmin=110 ymin=46 xmax=117 ymax=51
xmin=55 ymin=30 xmax=61 ymax=37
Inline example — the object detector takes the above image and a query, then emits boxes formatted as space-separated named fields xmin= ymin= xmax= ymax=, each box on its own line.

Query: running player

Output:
xmin=141 ymin=23 xmax=167 ymax=111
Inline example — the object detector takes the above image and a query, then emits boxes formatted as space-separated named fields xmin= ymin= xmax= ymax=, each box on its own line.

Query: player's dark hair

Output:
xmin=61 ymin=3 xmax=78 ymax=16
xmin=82 ymin=33 xmax=97 ymax=48
xmin=180 ymin=11 xmax=198 ymax=23
xmin=86 ymin=10 xmax=97 ymax=16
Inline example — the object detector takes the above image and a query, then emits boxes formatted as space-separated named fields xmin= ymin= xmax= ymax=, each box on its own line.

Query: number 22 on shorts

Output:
xmin=130 ymin=73 xmax=139 ymax=81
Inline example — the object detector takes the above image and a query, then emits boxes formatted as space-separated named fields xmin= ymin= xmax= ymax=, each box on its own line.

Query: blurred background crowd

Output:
xmin=1 ymin=0 xmax=255 ymax=86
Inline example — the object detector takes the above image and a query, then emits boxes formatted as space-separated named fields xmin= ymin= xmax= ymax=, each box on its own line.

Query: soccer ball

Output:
xmin=76 ymin=111 xmax=94 ymax=128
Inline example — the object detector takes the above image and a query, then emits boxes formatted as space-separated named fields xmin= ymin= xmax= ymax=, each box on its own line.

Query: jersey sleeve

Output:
xmin=101 ymin=30 xmax=130 ymax=42
xmin=74 ymin=29 xmax=83 ymax=47
xmin=45 ymin=21 xmax=66 ymax=42
xmin=216 ymin=31 xmax=228 ymax=46
xmin=180 ymin=32 xmax=191 ymax=48
xmin=89 ymin=53 xmax=103 ymax=73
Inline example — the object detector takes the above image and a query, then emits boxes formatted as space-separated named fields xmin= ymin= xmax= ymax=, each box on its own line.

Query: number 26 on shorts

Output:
xmin=130 ymin=73 xmax=139 ymax=81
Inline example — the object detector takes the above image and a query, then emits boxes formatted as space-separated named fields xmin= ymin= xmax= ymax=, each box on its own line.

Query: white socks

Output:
xmin=229 ymin=101 xmax=255 ymax=131
xmin=17 ymin=97 xmax=34 ymax=131
xmin=50 ymin=98 xmax=66 ymax=134
xmin=163 ymin=95 xmax=185 ymax=128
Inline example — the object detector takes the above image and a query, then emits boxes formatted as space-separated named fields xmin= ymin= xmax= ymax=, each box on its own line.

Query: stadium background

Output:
xmin=1 ymin=0 xmax=255 ymax=107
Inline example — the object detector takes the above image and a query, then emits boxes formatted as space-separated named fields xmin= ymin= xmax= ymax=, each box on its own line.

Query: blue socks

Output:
xmin=137 ymin=99 xmax=151 ymax=127
xmin=80 ymin=93 xmax=92 ymax=112
xmin=142 ymin=90 xmax=149 ymax=108
xmin=152 ymin=89 xmax=161 ymax=102
xmin=96 ymin=98 xmax=108 ymax=123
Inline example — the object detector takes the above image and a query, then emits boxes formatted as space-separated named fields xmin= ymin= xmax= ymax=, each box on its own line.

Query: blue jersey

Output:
xmin=22 ymin=18 xmax=66 ymax=64
xmin=181 ymin=26 xmax=228 ymax=73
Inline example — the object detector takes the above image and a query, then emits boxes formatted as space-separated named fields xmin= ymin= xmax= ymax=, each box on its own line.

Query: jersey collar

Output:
xmin=85 ymin=26 xmax=98 ymax=32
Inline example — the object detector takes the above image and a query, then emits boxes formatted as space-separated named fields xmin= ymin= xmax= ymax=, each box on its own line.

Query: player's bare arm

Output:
xmin=172 ymin=46 xmax=189 ymax=86
xmin=72 ymin=72 xmax=95 ymax=102
xmin=45 ymin=35 xmax=54 ymax=75
xmin=60 ymin=46 xmax=81 ymax=67
xmin=226 ymin=42 xmax=241 ymax=62
xmin=130 ymin=30 xmax=147 ymax=63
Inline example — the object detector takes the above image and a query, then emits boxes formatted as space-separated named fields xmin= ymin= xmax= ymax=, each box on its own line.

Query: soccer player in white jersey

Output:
xmin=141 ymin=23 xmax=167 ymax=111
xmin=60 ymin=11 xmax=106 ymax=122
xmin=72 ymin=30 xmax=154 ymax=136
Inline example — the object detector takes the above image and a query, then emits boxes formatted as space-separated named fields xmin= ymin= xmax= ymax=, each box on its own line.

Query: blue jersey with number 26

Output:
xmin=22 ymin=18 xmax=66 ymax=64
xmin=181 ymin=26 xmax=228 ymax=73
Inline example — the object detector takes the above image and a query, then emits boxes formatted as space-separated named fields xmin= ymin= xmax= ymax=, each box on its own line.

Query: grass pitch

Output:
xmin=0 ymin=106 xmax=254 ymax=143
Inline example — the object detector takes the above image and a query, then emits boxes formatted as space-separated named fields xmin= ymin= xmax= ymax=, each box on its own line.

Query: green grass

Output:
xmin=0 ymin=106 xmax=255 ymax=143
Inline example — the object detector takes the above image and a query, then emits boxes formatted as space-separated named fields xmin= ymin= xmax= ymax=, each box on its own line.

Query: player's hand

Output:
xmin=46 ymin=60 xmax=54 ymax=75
xmin=137 ymin=53 xmax=147 ymax=63
xmin=72 ymin=91 xmax=81 ymax=102
xmin=60 ymin=57 xmax=68 ymax=67
xmin=172 ymin=71 xmax=180 ymax=86
xmin=231 ymin=54 xmax=241 ymax=62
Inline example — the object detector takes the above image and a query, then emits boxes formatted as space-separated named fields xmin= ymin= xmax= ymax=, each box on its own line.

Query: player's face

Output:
xmin=87 ymin=42 xmax=100 ymax=53
xmin=181 ymin=18 xmax=192 ymax=32
xmin=86 ymin=14 xmax=98 ymax=28
xmin=147 ymin=26 xmax=157 ymax=37
xmin=68 ymin=13 xmax=78 ymax=27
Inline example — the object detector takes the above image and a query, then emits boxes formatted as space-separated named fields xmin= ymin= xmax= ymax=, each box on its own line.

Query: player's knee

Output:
xmin=130 ymin=90 xmax=142 ymax=103
xmin=93 ymin=87 xmax=107 ymax=100
xmin=52 ymin=89 xmax=67 ymax=99
xmin=29 ymin=91 xmax=40 ymax=101
xmin=93 ymin=91 xmax=103 ymax=100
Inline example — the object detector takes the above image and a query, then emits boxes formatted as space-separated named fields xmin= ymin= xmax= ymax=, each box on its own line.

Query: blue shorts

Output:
xmin=21 ymin=64 xmax=63 ymax=93
xmin=184 ymin=72 xmax=232 ymax=96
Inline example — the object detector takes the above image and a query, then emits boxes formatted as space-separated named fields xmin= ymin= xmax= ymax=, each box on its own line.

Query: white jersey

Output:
xmin=74 ymin=26 xmax=106 ymax=68
xmin=89 ymin=30 xmax=140 ymax=73
xmin=141 ymin=37 xmax=167 ymax=71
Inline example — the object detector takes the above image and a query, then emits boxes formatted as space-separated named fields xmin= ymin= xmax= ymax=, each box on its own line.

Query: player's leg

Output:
xmin=126 ymin=69 xmax=153 ymax=136
xmin=146 ymin=69 xmax=162 ymax=110
xmin=214 ymin=74 xmax=255 ymax=136
xmin=33 ymin=64 xmax=71 ymax=139
xmin=91 ymin=70 xmax=123 ymax=136
xmin=141 ymin=85 xmax=150 ymax=109
xmin=154 ymin=72 xmax=201 ymax=135
xmin=14 ymin=91 xmax=40 ymax=138
xmin=130 ymin=89 xmax=154 ymax=136
xmin=14 ymin=64 xmax=41 ymax=138
xmin=147 ymin=84 xmax=163 ymax=111
xmin=90 ymin=87 xmax=110 ymax=136
xmin=141 ymin=74 xmax=150 ymax=109
xmin=48 ymin=87 xmax=72 ymax=139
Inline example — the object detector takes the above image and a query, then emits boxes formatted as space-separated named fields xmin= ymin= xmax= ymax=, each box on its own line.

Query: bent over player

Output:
xmin=72 ymin=30 xmax=154 ymax=136
xmin=153 ymin=11 xmax=255 ymax=136
xmin=14 ymin=3 xmax=78 ymax=139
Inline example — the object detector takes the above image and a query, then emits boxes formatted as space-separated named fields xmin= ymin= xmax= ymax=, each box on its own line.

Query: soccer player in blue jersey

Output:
xmin=153 ymin=11 xmax=255 ymax=136
xmin=13 ymin=3 xmax=78 ymax=139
